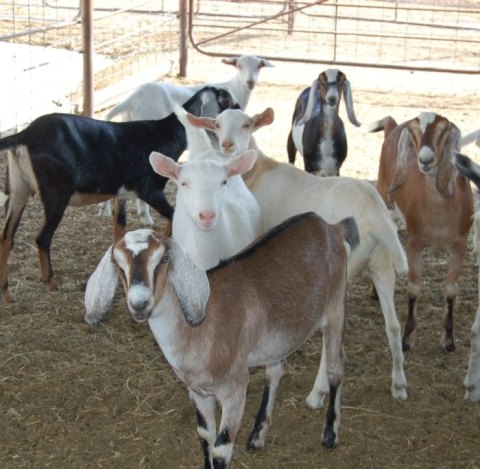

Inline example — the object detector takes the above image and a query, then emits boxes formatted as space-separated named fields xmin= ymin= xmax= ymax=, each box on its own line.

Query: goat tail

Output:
xmin=336 ymin=216 xmax=360 ymax=254
xmin=367 ymin=116 xmax=398 ymax=139
xmin=105 ymin=100 xmax=132 ymax=121
xmin=461 ymin=129 xmax=480 ymax=148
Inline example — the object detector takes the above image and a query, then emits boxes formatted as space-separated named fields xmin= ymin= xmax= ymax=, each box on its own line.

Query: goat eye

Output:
xmin=242 ymin=123 xmax=250 ymax=129
xmin=181 ymin=181 xmax=189 ymax=187
xmin=215 ymin=123 xmax=220 ymax=129
xmin=161 ymin=255 xmax=169 ymax=263
xmin=222 ymin=180 xmax=227 ymax=185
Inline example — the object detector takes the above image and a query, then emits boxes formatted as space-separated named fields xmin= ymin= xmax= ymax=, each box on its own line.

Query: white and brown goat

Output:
xmin=371 ymin=112 xmax=474 ymax=352
xmin=286 ymin=69 xmax=361 ymax=176
xmin=85 ymin=212 xmax=359 ymax=468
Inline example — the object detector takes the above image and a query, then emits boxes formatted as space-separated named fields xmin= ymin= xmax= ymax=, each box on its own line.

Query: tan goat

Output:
xmin=84 ymin=212 xmax=359 ymax=468
xmin=372 ymin=112 xmax=473 ymax=352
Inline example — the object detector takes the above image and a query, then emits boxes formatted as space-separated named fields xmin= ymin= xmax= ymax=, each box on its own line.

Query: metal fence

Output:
xmin=188 ymin=0 xmax=480 ymax=74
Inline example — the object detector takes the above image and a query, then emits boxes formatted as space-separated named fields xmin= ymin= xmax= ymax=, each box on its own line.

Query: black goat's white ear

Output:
xmin=167 ymin=239 xmax=210 ymax=327
xmin=84 ymin=245 xmax=118 ymax=325
xmin=298 ymin=79 xmax=319 ymax=126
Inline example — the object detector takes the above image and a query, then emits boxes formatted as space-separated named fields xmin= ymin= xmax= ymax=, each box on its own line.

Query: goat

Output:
xmin=184 ymin=107 xmax=408 ymax=401
xmin=286 ymin=69 xmax=361 ymax=176
xmin=98 ymin=55 xmax=272 ymax=223
xmin=453 ymin=152 xmax=480 ymax=402
xmin=148 ymin=149 xmax=261 ymax=270
xmin=371 ymin=112 xmax=473 ymax=352
xmin=105 ymin=55 xmax=273 ymax=122
xmin=85 ymin=212 xmax=359 ymax=467
xmin=0 ymin=86 xmax=237 ymax=302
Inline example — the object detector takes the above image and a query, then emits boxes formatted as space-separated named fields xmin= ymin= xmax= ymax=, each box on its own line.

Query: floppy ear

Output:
xmin=259 ymin=58 xmax=273 ymax=68
xmin=388 ymin=127 xmax=413 ymax=193
xmin=298 ymin=79 xmax=319 ymax=125
xmin=167 ymin=239 xmax=210 ymax=326
xmin=84 ymin=246 xmax=118 ymax=325
xmin=343 ymin=79 xmax=361 ymax=127
xmin=436 ymin=125 xmax=461 ymax=198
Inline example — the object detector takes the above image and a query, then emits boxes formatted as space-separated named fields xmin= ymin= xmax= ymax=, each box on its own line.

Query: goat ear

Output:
xmin=167 ymin=239 xmax=209 ymax=326
xmin=227 ymin=150 xmax=258 ymax=177
xmin=343 ymin=79 xmax=361 ymax=127
xmin=259 ymin=58 xmax=273 ymax=68
xmin=149 ymin=151 xmax=180 ymax=182
xmin=84 ymin=245 xmax=118 ymax=325
xmin=388 ymin=127 xmax=412 ymax=193
xmin=298 ymin=79 xmax=319 ymax=125
xmin=186 ymin=113 xmax=217 ymax=131
xmin=252 ymin=107 xmax=274 ymax=131
xmin=436 ymin=125 xmax=461 ymax=198
xmin=222 ymin=57 xmax=237 ymax=67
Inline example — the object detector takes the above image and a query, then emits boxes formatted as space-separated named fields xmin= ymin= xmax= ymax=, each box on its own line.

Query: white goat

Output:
xmin=105 ymin=55 xmax=273 ymax=121
xmin=184 ymin=107 xmax=409 ymax=401
xmin=452 ymin=152 xmax=480 ymax=402
xmin=98 ymin=54 xmax=273 ymax=222
xmin=85 ymin=212 xmax=359 ymax=467
xmin=148 ymin=149 xmax=261 ymax=270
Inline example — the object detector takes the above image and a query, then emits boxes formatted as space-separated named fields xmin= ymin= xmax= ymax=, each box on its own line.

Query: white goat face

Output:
xmin=223 ymin=55 xmax=273 ymax=91
xmin=113 ymin=229 xmax=166 ymax=322
xmin=215 ymin=110 xmax=253 ymax=156
xmin=176 ymin=159 xmax=229 ymax=231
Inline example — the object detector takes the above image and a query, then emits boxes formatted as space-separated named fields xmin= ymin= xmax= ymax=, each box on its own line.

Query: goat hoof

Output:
xmin=321 ymin=428 xmax=338 ymax=449
xmin=46 ymin=278 xmax=59 ymax=292
xmin=401 ymin=340 xmax=411 ymax=352
xmin=444 ymin=342 xmax=455 ymax=353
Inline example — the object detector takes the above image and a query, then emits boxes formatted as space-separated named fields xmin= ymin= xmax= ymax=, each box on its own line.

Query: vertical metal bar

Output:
xmin=82 ymin=0 xmax=94 ymax=116
xmin=179 ymin=0 xmax=188 ymax=77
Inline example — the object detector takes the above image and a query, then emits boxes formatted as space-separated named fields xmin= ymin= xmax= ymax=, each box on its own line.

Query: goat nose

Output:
xmin=328 ymin=96 xmax=337 ymax=106
xmin=131 ymin=298 xmax=149 ymax=312
xmin=199 ymin=211 xmax=216 ymax=226
xmin=246 ymin=80 xmax=255 ymax=90
xmin=222 ymin=140 xmax=234 ymax=152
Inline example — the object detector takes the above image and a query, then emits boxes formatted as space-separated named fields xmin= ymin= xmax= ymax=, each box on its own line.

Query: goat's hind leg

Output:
xmin=35 ymin=190 xmax=70 ymax=291
xmin=247 ymin=361 xmax=284 ymax=450
xmin=190 ymin=390 xmax=217 ymax=469
xmin=0 ymin=194 xmax=28 ymax=302
xmin=286 ymin=130 xmax=297 ymax=164
xmin=369 ymin=261 xmax=407 ymax=400
xmin=465 ymin=304 xmax=480 ymax=402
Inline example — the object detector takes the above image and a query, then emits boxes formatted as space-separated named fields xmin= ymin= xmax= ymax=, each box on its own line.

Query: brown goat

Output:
xmin=85 ymin=212 xmax=359 ymax=467
xmin=372 ymin=112 xmax=473 ymax=352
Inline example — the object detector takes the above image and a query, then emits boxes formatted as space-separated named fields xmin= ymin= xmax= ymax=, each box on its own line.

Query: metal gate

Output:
xmin=188 ymin=0 xmax=480 ymax=74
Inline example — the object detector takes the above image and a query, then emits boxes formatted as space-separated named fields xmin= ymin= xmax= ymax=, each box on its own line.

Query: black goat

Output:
xmin=0 ymin=86 xmax=237 ymax=301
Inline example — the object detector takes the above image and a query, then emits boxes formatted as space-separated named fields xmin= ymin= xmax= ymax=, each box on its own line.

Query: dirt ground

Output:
xmin=1 ymin=51 xmax=480 ymax=468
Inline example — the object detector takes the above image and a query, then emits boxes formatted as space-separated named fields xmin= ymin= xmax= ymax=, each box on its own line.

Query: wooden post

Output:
xmin=82 ymin=0 xmax=94 ymax=116
xmin=179 ymin=0 xmax=188 ymax=77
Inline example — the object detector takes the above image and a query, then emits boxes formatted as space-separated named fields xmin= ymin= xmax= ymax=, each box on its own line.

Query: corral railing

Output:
xmin=188 ymin=0 xmax=480 ymax=74
xmin=1 ymin=0 xmax=179 ymax=136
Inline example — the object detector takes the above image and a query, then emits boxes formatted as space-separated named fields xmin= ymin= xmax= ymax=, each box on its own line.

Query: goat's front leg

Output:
xmin=403 ymin=239 xmax=424 ymax=351
xmin=442 ymin=240 xmax=468 ymax=352
xmin=247 ymin=361 xmax=284 ymax=450
xmin=286 ymin=130 xmax=297 ymax=165
xmin=465 ymin=303 xmax=480 ymax=402
xmin=213 ymin=382 xmax=248 ymax=468
xmin=190 ymin=390 xmax=217 ymax=469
